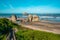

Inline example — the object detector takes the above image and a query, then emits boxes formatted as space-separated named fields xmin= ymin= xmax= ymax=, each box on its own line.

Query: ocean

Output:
xmin=0 ymin=13 xmax=60 ymax=22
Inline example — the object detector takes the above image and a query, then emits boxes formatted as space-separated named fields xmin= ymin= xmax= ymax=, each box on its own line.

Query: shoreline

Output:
xmin=19 ymin=20 xmax=60 ymax=34
xmin=20 ymin=24 xmax=60 ymax=34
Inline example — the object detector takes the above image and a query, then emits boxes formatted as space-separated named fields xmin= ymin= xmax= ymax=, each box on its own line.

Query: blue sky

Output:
xmin=0 ymin=0 xmax=60 ymax=13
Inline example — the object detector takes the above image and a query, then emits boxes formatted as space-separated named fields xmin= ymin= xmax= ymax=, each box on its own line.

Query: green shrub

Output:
xmin=0 ymin=18 xmax=19 ymax=40
xmin=16 ymin=30 xmax=60 ymax=40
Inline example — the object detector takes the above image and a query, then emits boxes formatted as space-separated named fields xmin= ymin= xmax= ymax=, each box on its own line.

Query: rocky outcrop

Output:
xmin=27 ymin=14 xmax=33 ymax=22
xmin=11 ymin=15 xmax=17 ymax=22
xmin=23 ymin=12 xmax=28 ymax=16
xmin=32 ymin=15 xmax=39 ymax=22
xmin=27 ymin=14 xmax=39 ymax=22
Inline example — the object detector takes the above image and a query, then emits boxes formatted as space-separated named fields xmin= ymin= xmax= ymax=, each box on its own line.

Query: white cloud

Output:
xmin=1 ymin=3 xmax=14 ymax=9
xmin=9 ymin=4 xmax=14 ymax=9
xmin=0 ymin=6 xmax=60 ymax=13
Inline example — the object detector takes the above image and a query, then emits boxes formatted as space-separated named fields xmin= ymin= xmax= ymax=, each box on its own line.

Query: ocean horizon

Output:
xmin=0 ymin=13 xmax=60 ymax=22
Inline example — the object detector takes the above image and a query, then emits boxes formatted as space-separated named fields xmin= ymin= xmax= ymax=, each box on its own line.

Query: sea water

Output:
xmin=0 ymin=13 xmax=60 ymax=22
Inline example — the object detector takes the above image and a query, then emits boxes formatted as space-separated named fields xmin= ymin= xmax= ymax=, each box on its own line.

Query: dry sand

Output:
xmin=20 ymin=20 xmax=60 ymax=34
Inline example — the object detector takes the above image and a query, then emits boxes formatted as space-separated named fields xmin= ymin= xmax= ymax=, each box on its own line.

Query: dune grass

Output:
xmin=15 ymin=26 xmax=60 ymax=40
xmin=0 ymin=18 xmax=60 ymax=40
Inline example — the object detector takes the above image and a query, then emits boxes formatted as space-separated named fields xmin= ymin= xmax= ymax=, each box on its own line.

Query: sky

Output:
xmin=0 ymin=0 xmax=60 ymax=14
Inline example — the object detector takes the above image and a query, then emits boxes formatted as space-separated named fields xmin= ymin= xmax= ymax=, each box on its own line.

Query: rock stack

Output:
xmin=27 ymin=14 xmax=33 ymax=22
xmin=27 ymin=14 xmax=39 ymax=22
xmin=32 ymin=15 xmax=39 ymax=22
xmin=11 ymin=15 xmax=17 ymax=22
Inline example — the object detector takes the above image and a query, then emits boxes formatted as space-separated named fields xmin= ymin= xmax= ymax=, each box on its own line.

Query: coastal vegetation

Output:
xmin=0 ymin=18 xmax=18 ymax=40
xmin=16 ymin=25 xmax=60 ymax=40
xmin=0 ymin=18 xmax=60 ymax=40
xmin=16 ymin=30 xmax=60 ymax=40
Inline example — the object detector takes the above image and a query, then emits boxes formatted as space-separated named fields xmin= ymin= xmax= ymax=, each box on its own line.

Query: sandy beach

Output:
xmin=20 ymin=20 xmax=60 ymax=34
